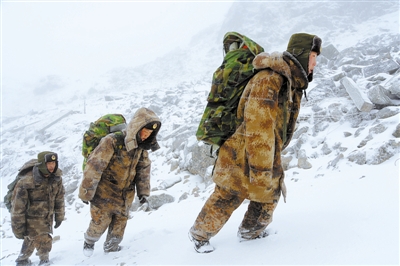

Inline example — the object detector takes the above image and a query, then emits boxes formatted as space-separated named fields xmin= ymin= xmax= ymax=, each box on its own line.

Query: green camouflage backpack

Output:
xmin=4 ymin=159 xmax=37 ymax=212
xmin=82 ymin=114 xmax=127 ymax=170
xmin=196 ymin=32 xmax=264 ymax=149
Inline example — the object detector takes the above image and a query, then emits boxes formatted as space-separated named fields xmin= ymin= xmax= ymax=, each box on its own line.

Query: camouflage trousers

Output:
xmin=84 ymin=204 xmax=128 ymax=251
xmin=15 ymin=234 xmax=52 ymax=263
xmin=190 ymin=185 xmax=278 ymax=241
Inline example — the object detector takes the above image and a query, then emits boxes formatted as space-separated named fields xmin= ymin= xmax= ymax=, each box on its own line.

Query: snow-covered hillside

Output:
xmin=1 ymin=2 xmax=399 ymax=265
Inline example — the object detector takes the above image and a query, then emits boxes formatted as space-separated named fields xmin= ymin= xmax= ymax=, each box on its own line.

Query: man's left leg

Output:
xmin=103 ymin=213 xmax=128 ymax=253
xmin=238 ymin=200 xmax=278 ymax=240
xmin=34 ymin=234 xmax=52 ymax=265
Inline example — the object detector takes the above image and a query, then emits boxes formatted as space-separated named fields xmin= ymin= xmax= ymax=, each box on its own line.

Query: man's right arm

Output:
xmin=78 ymin=136 xmax=115 ymax=202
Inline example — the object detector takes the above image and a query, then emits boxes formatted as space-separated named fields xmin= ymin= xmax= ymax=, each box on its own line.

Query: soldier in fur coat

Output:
xmin=11 ymin=151 xmax=65 ymax=265
xmin=189 ymin=33 xmax=322 ymax=253
xmin=78 ymin=107 xmax=161 ymax=256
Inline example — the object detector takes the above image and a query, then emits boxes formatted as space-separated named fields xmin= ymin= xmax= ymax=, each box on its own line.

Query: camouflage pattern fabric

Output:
xmin=15 ymin=234 xmax=52 ymax=263
xmin=84 ymin=204 xmax=128 ymax=251
xmin=212 ymin=51 xmax=308 ymax=203
xmin=196 ymin=32 xmax=264 ymax=147
xmin=190 ymin=185 xmax=277 ymax=241
xmin=82 ymin=113 xmax=127 ymax=170
xmin=11 ymin=165 xmax=65 ymax=262
xmin=79 ymin=107 xmax=161 ymax=249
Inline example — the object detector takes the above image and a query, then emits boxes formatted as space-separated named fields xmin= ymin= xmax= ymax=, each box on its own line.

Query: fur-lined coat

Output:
xmin=11 ymin=166 xmax=65 ymax=238
xmin=78 ymin=107 xmax=161 ymax=215
xmin=213 ymin=51 xmax=309 ymax=203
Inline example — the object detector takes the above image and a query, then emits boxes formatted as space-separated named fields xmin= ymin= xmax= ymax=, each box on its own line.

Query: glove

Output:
xmin=54 ymin=221 xmax=62 ymax=229
xmin=15 ymin=233 xmax=24 ymax=240
xmin=82 ymin=200 xmax=89 ymax=205
xmin=138 ymin=196 xmax=151 ymax=212
xmin=139 ymin=196 xmax=147 ymax=205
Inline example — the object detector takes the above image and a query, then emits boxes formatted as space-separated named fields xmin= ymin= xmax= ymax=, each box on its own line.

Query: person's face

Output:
xmin=46 ymin=161 xmax=56 ymax=174
xmin=308 ymin=51 xmax=318 ymax=74
xmin=140 ymin=128 xmax=153 ymax=141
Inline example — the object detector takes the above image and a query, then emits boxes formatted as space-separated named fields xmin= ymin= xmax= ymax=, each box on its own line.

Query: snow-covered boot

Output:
xmin=188 ymin=232 xmax=215 ymax=253
xmin=103 ymin=237 xmax=122 ymax=253
xmin=38 ymin=259 xmax=50 ymax=266
xmin=104 ymin=245 xmax=122 ymax=253
xmin=15 ymin=259 xmax=31 ymax=266
xmin=83 ymin=241 xmax=95 ymax=257
xmin=238 ymin=229 xmax=269 ymax=242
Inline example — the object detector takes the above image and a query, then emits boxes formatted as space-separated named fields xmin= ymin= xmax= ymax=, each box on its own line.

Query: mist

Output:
xmin=1 ymin=1 xmax=232 ymax=116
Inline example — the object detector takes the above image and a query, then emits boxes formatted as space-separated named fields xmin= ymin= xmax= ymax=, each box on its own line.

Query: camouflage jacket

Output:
xmin=213 ymin=51 xmax=309 ymax=203
xmin=78 ymin=108 xmax=161 ymax=215
xmin=11 ymin=166 xmax=65 ymax=238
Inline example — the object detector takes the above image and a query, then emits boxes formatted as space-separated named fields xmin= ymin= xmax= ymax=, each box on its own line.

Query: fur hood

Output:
xmin=124 ymin=107 xmax=161 ymax=152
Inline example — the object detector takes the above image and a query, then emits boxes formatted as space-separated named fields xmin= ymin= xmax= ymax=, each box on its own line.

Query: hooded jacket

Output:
xmin=11 ymin=166 xmax=65 ymax=238
xmin=212 ymin=51 xmax=309 ymax=203
xmin=78 ymin=107 xmax=161 ymax=215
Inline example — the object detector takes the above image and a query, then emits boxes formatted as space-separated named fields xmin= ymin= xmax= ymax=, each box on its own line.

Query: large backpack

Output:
xmin=196 ymin=32 xmax=264 ymax=149
xmin=4 ymin=159 xmax=37 ymax=212
xmin=82 ymin=114 xmax=127 ymax=170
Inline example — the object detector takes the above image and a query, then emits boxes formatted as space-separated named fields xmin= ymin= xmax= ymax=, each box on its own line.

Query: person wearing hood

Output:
xmin=189 ymin=33 xmax=322 ymax=253
xmin=78 ymin=107 xmax=161 ymax=257
xmin=11 ymin=151 xmax=65 ymax=265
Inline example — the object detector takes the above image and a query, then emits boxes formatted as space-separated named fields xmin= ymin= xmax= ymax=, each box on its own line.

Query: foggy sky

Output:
xmin=1 ymin=1 xmax=232 ymax=96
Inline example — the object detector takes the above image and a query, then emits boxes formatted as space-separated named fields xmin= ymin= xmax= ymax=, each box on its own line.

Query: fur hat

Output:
xmin=286 ymin=33 xmax=322 ymax=81
xmin=37 ymin=151 xmax=58 ymax=175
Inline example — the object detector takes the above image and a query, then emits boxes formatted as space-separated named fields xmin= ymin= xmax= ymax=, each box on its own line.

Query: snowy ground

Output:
xmin=1 ymin=151 xmax=398 ymax=265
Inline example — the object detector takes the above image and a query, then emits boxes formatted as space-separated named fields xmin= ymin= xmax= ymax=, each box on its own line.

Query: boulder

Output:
xmin=387 ymin=75 xmax=400 ymax=99
xmin=347 ymin=151 xmax=366 ymax=165
xmin=367 ymin=85 xmax=394 ymax=107
xmin=363 ymin=59 xmax=400 ymax=77
xmin=341 ymin=77 xmax=374 ymax=112
xmin=332 ymin=71 xmax=346 ymax=82
xmin=392 ymin=124 xmax=400 ymax=138
xmin=375 ymin=107 xmax=400 ymax=119
xmin=297 ymin=149 xmax=312 ymax=169
xmin=366 ymin=140 xmax=400 ymax=165
xmin=321 ymin=143 xmax=332 ymax=155
xmin=181 ymin=136 xmax=216 ymax=181
xmin=369 ymin=123 xmax=387 ymax=135
xmin=282 ymin=155 xmax=293 ymax=171
xmin=321 ymin=44 xmax=339 ymax=60
xmin=292 ymin=126 xmax=309 ymax=140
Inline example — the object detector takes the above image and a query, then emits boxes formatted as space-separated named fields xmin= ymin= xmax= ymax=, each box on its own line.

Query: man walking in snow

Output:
xmin=11 ymin=151 xmax=65 ymax=265
xmin=79 ymin=107 xmax=161 ymax=256
xmin=189 ymin=33 xmax=322 ymax=253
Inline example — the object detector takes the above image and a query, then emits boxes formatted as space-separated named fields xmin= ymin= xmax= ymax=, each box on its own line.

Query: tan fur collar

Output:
xmin=252 ymin=51 xmax=308 ymax=90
